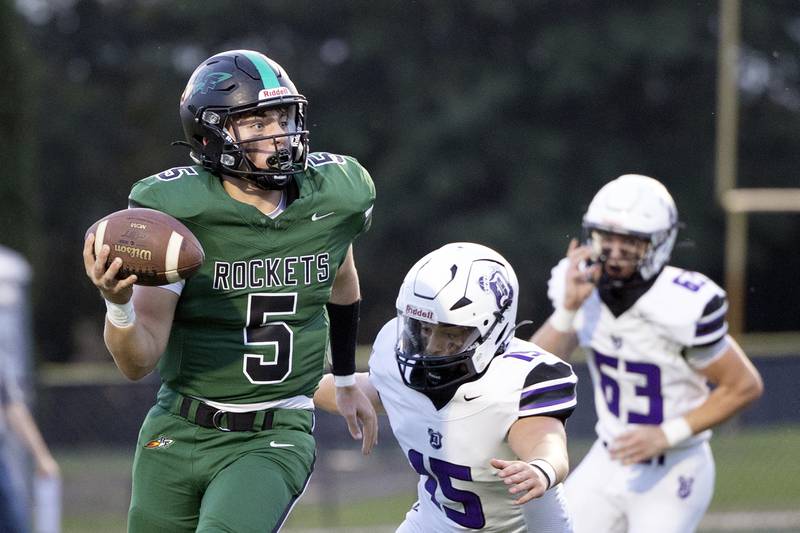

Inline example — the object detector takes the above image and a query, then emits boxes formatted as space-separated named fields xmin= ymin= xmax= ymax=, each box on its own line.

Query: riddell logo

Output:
xmin=259 ymin=87 xmax=290 ymax=99
xmin=405 ymin=305 xmax=434 ymax=321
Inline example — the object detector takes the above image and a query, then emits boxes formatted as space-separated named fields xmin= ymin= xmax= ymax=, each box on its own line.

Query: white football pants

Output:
xmin=565 ymin=439 xmax=714 ymax=533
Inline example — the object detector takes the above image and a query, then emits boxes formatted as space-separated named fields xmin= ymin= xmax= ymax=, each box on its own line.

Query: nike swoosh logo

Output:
xmin=311 ymin=211 xmax=335 ymax=221
xmin=464 ymin=395 xmax=481 ymax=402
xmin=269 ymin=441 xmax=295 ymax=448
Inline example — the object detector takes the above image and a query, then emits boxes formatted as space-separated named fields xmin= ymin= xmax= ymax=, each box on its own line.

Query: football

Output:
xmin=85 ymin=208 xmax=205 ymax=286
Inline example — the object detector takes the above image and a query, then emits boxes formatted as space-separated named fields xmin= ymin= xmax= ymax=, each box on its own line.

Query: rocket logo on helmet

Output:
xmin=187 ymin=72 xmax=233 ymax=98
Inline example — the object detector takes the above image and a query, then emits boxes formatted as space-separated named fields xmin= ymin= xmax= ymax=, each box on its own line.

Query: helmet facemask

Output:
xmin=396 ymin=318 xmax=483 ymax=391
xmin=193 ymin=102 xmax=308 ymax=190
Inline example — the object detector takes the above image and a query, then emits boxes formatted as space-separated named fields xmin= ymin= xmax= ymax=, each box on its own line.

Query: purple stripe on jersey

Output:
xmin=522 ymin=381 xmax=573 ymax=399
xmin=503 ymin=352 xmax=542 ymax=362
xmin=521 ymin=395 xmax=577 ymax=411
xmin=695 ymin=314 xmax=725 ymax=336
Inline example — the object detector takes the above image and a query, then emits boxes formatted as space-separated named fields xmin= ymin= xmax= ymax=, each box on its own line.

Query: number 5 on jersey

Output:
xmin=243 ymin=293 xmax=296 ymax=384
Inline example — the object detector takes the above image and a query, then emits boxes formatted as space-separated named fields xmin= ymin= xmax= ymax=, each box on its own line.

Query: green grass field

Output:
xmin=55 ymin=424 xmax=800 ymax=532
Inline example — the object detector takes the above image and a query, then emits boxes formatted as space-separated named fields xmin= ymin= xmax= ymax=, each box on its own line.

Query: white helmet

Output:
xmin=582 ymin=174 xmax=678 ymax=281
xmin=395 ymin=242 xmax=519 ymax=392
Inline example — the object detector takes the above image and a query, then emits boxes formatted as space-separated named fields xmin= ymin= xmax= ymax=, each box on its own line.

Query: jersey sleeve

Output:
xmin=518 ymin=355 xmax=578 ymax=421
xmin=367 ymin=319 xmax=399 ymax=395
xmin=309 ymin=153 xmax=376 ymax=239
xmin=342 ymin=156 xmax=376 ymax=237
xmin=0 ymin=363 xmax=24 ymax=406
xmin=647 ymin=268 xmax=729 ymax=348
xmin=692 ymin=292 xmax=729 ymax=346
xmin=128 ymin=165 xmax=211 ymax=219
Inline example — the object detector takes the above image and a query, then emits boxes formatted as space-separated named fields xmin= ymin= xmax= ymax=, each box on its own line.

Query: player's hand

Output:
xmin=83 ymin=233 xmax=137 ymax=304
xmin=490 ymin=458 xmax=549 ymax=504
xmin=563 ymin=239 xmax=600 ymax=310
xmin=609 ymin=426 xmax=669 ymax=465
xmin=334 ymin=384 xmax=378 ymax=455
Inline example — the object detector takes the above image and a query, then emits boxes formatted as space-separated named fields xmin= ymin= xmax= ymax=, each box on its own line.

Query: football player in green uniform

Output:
xmin=83 ymin=49 xmax=378 ymax=532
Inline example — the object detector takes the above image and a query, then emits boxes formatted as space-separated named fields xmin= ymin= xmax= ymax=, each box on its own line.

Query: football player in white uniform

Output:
xmin=316 ymin=243 xmax=576 ymax=532
xmin=531 ymin=175 xmax=764 ymax=533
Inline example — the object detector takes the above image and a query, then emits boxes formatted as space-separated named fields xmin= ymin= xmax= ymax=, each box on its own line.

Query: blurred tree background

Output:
xmin=1 ymin=0 xmax=798 ymax=364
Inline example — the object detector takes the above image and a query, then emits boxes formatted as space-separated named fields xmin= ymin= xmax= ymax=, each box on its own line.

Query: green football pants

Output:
xmin=128 ymin=392 xmax=316 ymax=533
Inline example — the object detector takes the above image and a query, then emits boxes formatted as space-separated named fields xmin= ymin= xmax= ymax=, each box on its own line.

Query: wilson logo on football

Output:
xmin=113 ymin=244 xmax=152 ymax=261
xmin=259 ymin=87 xmax=290 ymax=99
xmin=144 ymin=435 xmax=174 ymax=449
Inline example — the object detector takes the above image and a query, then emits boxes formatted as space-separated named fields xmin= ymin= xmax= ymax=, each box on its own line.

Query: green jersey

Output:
xmin=129 ymin=152 xmax=375 ymax=403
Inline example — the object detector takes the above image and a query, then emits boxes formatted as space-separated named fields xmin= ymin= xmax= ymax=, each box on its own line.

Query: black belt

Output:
xmin=602 ymin=440 xmax=666 ymax=466
xmin=178 ymin=396 xmax=275 ymax=432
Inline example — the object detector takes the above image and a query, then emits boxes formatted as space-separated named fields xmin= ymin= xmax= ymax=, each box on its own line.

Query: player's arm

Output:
xmin=314 ymin=373 xmax=384 ymax=415
xmin=83 ymin=234 xmax=177 ymax=380
xmin=669 ymin=336 xmax=762 ymax=443
xmin=529 ymin=322 xmax=579 ymax=361
xmin=327 ymin=244 xmax=378 ymax=454
xmin=611 ymin=336 xmax=763 ymax=464
xmin=530 ymin=239 xmax=598 ymax=360
xmin=6 ymin=401 xmax=60 ymax=478
xmin=490 ymin=416 xmax=569 ymax=505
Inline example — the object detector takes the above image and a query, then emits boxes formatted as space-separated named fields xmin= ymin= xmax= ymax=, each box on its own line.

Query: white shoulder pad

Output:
xmin=367 ymin=319 xmax=399 ymax=384
xmin=638 ymin=266 xmax=728 ymax=346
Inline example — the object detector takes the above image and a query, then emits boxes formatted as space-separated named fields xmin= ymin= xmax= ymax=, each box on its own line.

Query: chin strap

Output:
xmin=506 ymin=320 xmax=533 ymax=340
xmin=494 ymin=319 xmax=532 ymax=354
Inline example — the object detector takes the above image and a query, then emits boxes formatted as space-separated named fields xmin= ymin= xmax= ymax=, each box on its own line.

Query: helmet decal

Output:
xmin=240 ymin=49 xmax=281 ymax=89
xmin=259 ymin=87 xmax=291 ymax=99
xmin=479 ymin=270 xmax=513 ymax=310
xmin=187 ymin=72 xmax=233 ymax=99
xmin=404 ymin=304 xmax=435 ymax=322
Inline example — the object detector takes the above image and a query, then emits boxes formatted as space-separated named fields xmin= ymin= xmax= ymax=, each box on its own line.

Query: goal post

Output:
xmin=715 ymin=0 xmax=800 ymax=335
xmin=721 ymin=190 xmax=800 ymax=334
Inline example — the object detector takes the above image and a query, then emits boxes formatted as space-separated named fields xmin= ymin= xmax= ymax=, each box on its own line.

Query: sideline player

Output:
xmin=531 ymin=174 xmax=763 ymax=533
xmin=316 ymin=242 xmax=576 ymax=532
xmin=83 ymin=50 xmax=377 ymax=532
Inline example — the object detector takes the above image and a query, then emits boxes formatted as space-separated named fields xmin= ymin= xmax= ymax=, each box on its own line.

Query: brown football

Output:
xmin=85 ymin=208 xmax=205 ymax=286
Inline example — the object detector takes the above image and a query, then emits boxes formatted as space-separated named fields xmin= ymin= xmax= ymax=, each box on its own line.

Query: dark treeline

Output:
xmin=1 ymin=0 xmax=798 ymax=362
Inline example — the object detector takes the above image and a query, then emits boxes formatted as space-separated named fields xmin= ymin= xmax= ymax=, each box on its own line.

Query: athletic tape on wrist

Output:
xmin=528 ymin=459 xmax=556 ymax=490
xmin=333 ymin=374 xmax=357 ymax=387
xmin=105 ymin=299 xmax=136 ymax=328
xmin=660 ymin=417 xmax=693 ymax=447
xmin=549 ymin=307 xmax=577 ymax=333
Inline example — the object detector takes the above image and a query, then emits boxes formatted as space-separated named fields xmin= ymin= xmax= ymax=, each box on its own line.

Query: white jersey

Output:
xmin=547 ymin=261 xmax=728 ymax=447
xmin=369 ymin=318 xmax=577 ymax=533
